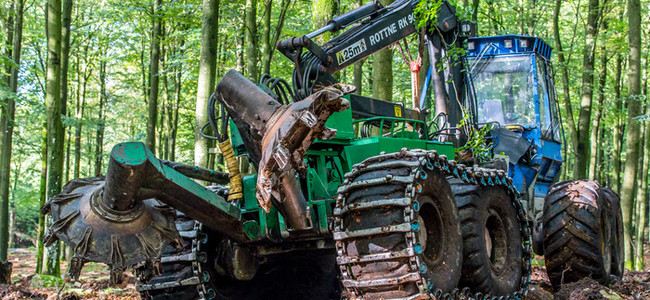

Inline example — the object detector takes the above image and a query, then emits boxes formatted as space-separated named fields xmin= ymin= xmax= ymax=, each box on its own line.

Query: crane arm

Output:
xmin=277 ymin=0 xmax=466 ymax=100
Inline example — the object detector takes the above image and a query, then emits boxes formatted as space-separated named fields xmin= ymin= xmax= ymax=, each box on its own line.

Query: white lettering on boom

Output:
xmin=369 ymin=23 xmax=398 ymax=47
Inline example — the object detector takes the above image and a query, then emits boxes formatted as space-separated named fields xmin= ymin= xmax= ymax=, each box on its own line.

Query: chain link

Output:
xmin=334 ymin=148 xmax=531 ymax=300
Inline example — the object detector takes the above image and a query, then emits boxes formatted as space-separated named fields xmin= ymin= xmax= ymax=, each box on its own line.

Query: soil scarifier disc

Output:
xmin=41 ymin=177 xmax=181 ymax=284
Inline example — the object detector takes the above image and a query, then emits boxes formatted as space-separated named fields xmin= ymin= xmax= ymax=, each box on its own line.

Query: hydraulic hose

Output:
xmin=219 ymin=139 xmax=243 ymax=202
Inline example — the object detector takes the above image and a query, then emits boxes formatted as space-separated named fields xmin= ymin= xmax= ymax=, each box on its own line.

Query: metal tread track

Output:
xmin=333 ymin=148 xmax=532 ymax=300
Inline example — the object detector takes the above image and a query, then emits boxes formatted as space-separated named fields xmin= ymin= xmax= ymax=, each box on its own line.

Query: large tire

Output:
xmin=334 ymin=151 xmax=463 ymax=299
xmin=602 ymin=187 xmax=624 ymax=278
xmin=450 ymin=177 xmax=523 ymax=296
xmin=542 ymin=180 xmax=613 ymax=289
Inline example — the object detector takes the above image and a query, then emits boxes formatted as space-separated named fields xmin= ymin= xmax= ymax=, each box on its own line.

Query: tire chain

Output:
xmin=333 ymin=148 xmax=532 ymax=300
xmin=136 ymin=185 xmax=229 ymax=300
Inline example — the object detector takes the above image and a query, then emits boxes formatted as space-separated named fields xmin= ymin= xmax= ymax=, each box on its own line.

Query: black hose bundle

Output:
xmin=292 ymin=52 xmax=324 ymax=101
xmin=260 ymin=74 xmax=296 ymax=104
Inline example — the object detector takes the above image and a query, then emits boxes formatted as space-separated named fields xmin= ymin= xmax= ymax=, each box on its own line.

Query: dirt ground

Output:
xmin=0 ymin=248 xmax=140 ymax=299
xmin=0 ymin=248 xmax=649 ymax=299
xmin=528 ymin=251 xmax=650 ymax=300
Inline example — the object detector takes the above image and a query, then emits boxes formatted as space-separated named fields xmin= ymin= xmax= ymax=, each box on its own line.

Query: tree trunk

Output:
xmin=596 ymin=125 xmax=604 ymax=182
xmin=553 ymin=0 xmax=579 ymax=164
xmin=65 ymin=127 xmax=70 ymax=182
xmin=45 ymin=0 xmax=64 ymax=276
xmin=94 ymin=59 xmax=106 ymax=175
xmin=141 ymin=34 xmax=148 ymax=106
xmin=162 ymin=42 xmax=172 ymax=161
xmin=0 ymin=0 xmax=22 ymax=267
xmin=372 ymin=0 xmax=394 ymax=101
xmin=159 ymin=33 xmax=168 ymax=160
xmin=621 ymin=0 xmax=642 ymax=270
xmin=471 ymin=0 xmax=479 ymax=23
xmin=245 ymin=0 xmax=258 ymax=81
xmin=573 ymin=0 xmax=600 ymax=179
xmin=612 ymin=55 xmax=624 ymax=194
xmin=236 ymin=14 xmax=245 ymax=73
xmin=8 ymin=162 xmax=19 ymax=250
xmin=194 ymin=0 xmax=219 ymax=168
xmin=634 ymin=109 xmax=649 ymax=270
xmin=74 ymin=55 xmax=90 ymax=179
xmin=147 ymin=0 xmax=162 ymax=154
xmin=588 ymin=39 xmax=608 ymax=181
xmin=60 ymin=0 xmax=71 ymax=186
xmin=560 ymin=143 xmax=569 ymax=181
xmin=59 ymin=0 xmax=71 ymax=120
xmin=351 ymin=0 xmax=364 ymax=95
xmin=36 ymin=123 xmax=47 ymax=274
xmin=86 ymin=129 xmax=92 ymax=176
xmin=169 ymin=61 xmax=181 ymax=161
xmin=3 ymin=1 xmax=14 ymax=84
xmin=526 ymin=0 xmax=536 ymax=34
xmin=261 ymin=0 xmax=272 ymax=75
xmin=312 ymin=0 xmax=338 ymax=42
xmin=353 ymin=59 xmax=365 ymax=95
xmin=7 ymin=207 xmax=14 ymax=249
xmin=261 ymin=0 xmax=291 ymax=76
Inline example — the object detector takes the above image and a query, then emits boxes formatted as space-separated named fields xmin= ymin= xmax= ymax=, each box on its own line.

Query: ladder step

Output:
xmin=338 ymin=175 xmax=413 ymax=194
xmin=346 ymin=160 xmax=420 ymax=179
xmin=333 ymin=223 xmax=412 ymax=240
xmin=342 ymin=272 xmax=422 ymax=288
xmin=136 ymin=276 xmax=200 ymax=291
xmin=179 ymin=230 xmax=198 ymax=239
xmin=336 ymin=248 xmax=415 ymax=265
xmin=334 ymin=197 xmax=411 ymax=216
xmin=160 ymin=252 xmax=197 ymax=263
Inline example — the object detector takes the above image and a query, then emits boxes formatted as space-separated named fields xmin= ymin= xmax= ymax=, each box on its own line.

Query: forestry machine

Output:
xmin=43 ymin=0 xmax=624 ymax=299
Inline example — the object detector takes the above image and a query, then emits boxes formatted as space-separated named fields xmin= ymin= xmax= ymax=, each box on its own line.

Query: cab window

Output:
xmin=470 ymin=55 xmax=536 ymax=126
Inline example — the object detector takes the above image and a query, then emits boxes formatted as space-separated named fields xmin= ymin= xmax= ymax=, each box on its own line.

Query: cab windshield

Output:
xmin=470 ymin=55 xmax=535 ymax=126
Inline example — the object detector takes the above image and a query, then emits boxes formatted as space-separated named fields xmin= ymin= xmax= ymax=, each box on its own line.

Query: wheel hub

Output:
xmin=485 ymin=209 xmax=507 ymax=274
xmin=419 ymin=199 xmax=445 ymax=266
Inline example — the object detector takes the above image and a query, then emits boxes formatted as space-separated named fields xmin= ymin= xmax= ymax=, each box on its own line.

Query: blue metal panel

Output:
xmin=466 ymin=35 xmax=552 ymax=61
xmin=468 ymin=36 xmax=561 ymax=197
xmin=531 ymin=55 xmax=542 ymax=129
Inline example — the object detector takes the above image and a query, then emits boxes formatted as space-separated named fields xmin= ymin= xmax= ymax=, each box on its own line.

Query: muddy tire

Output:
xmin=450 ymin=177 xmax=523 ymax=296
xmin=415 ymin=177 xmax=464 ymax=292
xmin=335 ymin=152 xmax=463 ymax=298
xmin=542 ymin=180 xmax=613 ymax=289
xmin=602 ymin=187 xmax=624 ymax=278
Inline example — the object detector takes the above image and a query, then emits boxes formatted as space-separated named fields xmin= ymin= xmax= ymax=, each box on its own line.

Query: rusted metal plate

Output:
xmin=216 ymin=69 xmax=354 ymax=231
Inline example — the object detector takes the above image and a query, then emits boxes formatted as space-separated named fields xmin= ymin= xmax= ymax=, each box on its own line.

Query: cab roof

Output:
xmin=466 ymin=35 xmax=553 ymax=61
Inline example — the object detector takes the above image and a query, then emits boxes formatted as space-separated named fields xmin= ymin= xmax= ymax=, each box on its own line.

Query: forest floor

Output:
xmin=0 ymin=248 xmax=649 ymax=299
xmin=0 ymin=248 xmax=139 ymax=299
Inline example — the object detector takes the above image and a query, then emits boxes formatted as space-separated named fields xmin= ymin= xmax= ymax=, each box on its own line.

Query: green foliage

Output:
xmin=455 ymin=108 xmax=493 ymax=162
xmin=415 ymin=0 xmax=443 ymax=28
xmin=29 ymin=274 xmax=65 ymax=288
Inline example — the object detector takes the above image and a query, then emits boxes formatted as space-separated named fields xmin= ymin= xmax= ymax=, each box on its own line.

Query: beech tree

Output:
xmin=372 ymin=0 xmax=394 ymax=101
xmin=621 ymin=0 xmax=642 ymax=269
xmin=147 ymin=0 xmax=162 ymax=154
xmin=194 ymin=0 xmax=219 ymax=168
xmin=0 ymin=0 xmax=23 ymax=282
xmin=44 ymin=0 xmax=65 ymax=276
